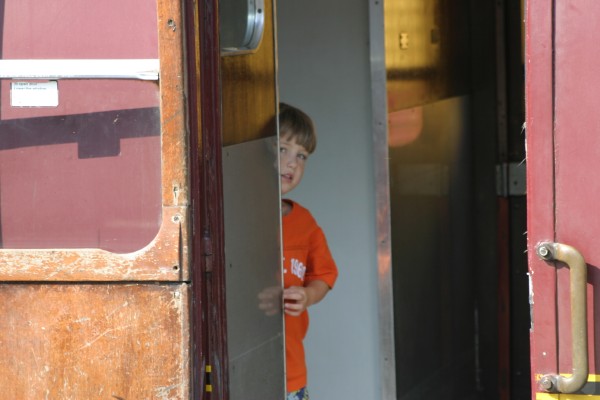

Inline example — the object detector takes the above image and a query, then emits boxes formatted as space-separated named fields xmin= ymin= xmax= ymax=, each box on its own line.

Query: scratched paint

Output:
xmin=0 ymin=0 xmax=191 ymax=399
xmin=0 ymin=206 xmax=188 ymax=281
xmin=0 ymin=284 xmax=190 ymax=399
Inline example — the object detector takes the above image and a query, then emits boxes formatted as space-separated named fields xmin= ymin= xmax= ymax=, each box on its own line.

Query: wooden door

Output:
xmin=527 ymin=1 xmax=600 ymax=398
xmin=0 ymin=0 xmax=191 ymax=398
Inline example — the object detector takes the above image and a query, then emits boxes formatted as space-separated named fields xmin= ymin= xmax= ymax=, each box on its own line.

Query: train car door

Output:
xmin=527 ymin=1 xmax=600 ymax=398
xmin=0 ymin=0 xmax=191 ymax=398
xmin=218 ymin=0 xmax=286 ymax=397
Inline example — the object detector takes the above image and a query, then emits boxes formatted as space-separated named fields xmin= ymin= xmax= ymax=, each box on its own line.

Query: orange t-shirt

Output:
xmin=282 ymin=200 xmax=338 ymax=392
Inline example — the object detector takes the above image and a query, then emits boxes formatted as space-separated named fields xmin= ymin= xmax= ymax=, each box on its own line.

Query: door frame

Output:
xmin=525 ymin=0 xmax=560 ymax=397
xmin=184 ymin=0 xmax=229 ymax=398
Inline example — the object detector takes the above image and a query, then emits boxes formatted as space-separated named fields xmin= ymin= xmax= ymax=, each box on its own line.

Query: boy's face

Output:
xmin=279 ymin=134 xmax=309 ymax=195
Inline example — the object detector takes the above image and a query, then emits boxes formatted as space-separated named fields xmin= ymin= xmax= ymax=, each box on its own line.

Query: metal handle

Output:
xmin=536 ymin=242 xmax=588 ymax=393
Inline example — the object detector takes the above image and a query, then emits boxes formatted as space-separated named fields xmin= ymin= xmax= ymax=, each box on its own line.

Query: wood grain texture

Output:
xmin=0 ymin=284 xmax=190 ymax=399
xmin=221 ymin=0 xmax=277 ymax=146
xmin=0 ymin=207 xmax=185 ymax=281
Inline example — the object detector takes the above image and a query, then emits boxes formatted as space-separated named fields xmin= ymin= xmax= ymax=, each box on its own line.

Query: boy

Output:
xmin=278 ymin=103 xmax=338 ymax=400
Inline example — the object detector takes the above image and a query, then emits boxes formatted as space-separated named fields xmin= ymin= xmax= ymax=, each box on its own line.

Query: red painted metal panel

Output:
xmin=1 ymin=0 xmax=158 ymax=59
xmin=554 ymin=0 xmax=600 ymax=382
xmin=525 ymin=0 xmax=558 ymax=397
xmin=528 ymin=0 xmax=600 ymax=397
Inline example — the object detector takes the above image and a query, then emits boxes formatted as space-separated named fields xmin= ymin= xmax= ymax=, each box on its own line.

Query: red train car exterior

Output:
xmin=527 ymin=0 xmax=600 ymax=398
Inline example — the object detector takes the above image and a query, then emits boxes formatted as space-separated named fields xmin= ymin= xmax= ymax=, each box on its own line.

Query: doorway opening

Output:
xmin=380 ymin=1 xmax=528 ymax=399
xmin=275 ymin=0 xmax=528 ymax=399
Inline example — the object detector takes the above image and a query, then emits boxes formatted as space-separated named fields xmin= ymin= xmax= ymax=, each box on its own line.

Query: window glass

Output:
xmin=0 ymin=0 xmax=161 ymax=253
xmin=220 ymin=0 xmax=264 ymax=53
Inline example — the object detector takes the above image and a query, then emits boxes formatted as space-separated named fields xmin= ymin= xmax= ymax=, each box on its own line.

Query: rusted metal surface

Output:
xmin=221 ymin=0 xmax=277 ymax=145
xmin=0 ymin=283 xmax=190 ymax=398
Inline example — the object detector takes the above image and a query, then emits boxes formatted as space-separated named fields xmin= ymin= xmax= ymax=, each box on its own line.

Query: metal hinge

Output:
xmin=496 ymin=162 xmax=526 ymax=197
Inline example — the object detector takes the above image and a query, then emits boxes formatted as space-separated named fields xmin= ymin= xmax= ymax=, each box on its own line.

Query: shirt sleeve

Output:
xmin=305 ymin=226 xmax=338 ymax=288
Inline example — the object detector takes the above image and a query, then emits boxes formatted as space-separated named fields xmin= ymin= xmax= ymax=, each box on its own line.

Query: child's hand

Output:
xmin=283 ymin=286 xmax=309 ymax=316
xmin=283 ymin=280 xmax=330 ymax=317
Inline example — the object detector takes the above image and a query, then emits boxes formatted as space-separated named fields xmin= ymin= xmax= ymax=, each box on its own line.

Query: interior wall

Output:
xmin=276 ymin=0 xmax=381 ymax=398
xmin=388 ymin=97 xmax=476 ymax=399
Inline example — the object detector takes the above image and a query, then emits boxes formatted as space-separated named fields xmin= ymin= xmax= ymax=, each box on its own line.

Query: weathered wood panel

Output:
xmin=158 ymin=0 xmax=190 ymax=211
xmin=221 ymin=0 xmax=277 ymax=146
xmin=0 ymin=207 xmax=186 ymax=282
xmin=0 ymin=284 xmax=190 ymax=399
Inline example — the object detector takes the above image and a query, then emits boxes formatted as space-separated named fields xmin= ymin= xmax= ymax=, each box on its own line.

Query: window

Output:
xmin=0 ymin=0 xmax=188 ymax=281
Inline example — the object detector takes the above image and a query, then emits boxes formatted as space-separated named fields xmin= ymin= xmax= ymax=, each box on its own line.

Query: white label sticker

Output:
xmin=10 ymin=81 xmax=59 ymax=107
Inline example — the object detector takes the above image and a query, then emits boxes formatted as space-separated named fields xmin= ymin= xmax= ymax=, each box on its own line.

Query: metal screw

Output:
xmin=536 ymin=243 xmax=555 ymax=260
xmin=540 ymin=376 xmax=554 ymax=391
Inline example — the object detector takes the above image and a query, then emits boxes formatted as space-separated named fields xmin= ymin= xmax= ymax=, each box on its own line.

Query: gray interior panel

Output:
xmin=222 ymin=136 xmax=285 ymax=398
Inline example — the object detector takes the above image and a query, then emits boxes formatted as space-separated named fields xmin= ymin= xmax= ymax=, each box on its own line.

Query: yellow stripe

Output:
xmin=205 ymin=364 xmax=213 ymax=392
xmin=536 ymin=394 xmax=559 ymax=400
xmin=588 ymin=375 xmax=600 ymax=383
xmin=535 ymin=374 xmax=600 ymax=398
xmin=536 ymin=395 xmax=598 ymax=399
